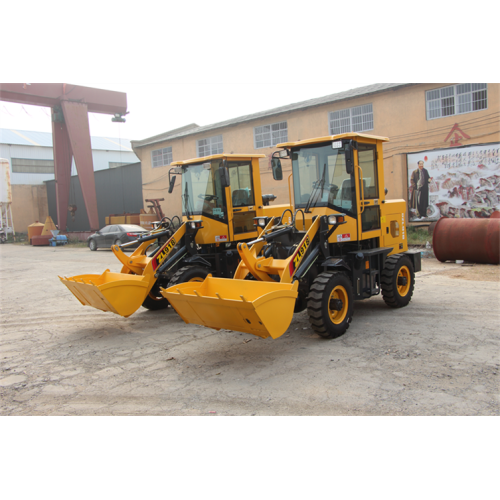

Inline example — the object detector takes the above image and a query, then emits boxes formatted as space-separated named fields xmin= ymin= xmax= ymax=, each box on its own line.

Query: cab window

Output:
xmin=357 ymin=143 xmax=378 ymax=199
xmin=228 ymin=162 xmax=255 ymax=207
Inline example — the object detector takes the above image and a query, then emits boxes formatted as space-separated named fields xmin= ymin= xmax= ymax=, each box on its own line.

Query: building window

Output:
xmin=197 ymin=135 xmax=223 ymax=157
xmin=11 ymin=158 xmax=54 ymax=173
xmin=329 ymin=104 xmax=373 ymax=135
xmin=152 ymin=147 xmax=172 ymax=168
xmin=254 ymin=121 xmax=288 ymax=149
xmin=426 ymin=84 xmax=488 ymax=120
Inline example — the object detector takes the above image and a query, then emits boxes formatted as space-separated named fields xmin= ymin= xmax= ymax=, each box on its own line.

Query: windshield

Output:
xmin=291 ymin=143 xmax=356 ymax=216
xmin=181 ymin=160 xmax=227 ymax=220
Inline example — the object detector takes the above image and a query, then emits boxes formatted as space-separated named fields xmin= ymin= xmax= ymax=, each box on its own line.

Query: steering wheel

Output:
xmin=198 ymin=194 xmax=218 ymax=201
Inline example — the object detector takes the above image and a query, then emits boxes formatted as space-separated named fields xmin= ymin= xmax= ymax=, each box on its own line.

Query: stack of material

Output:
xmin=31 ymin=217 xmax=57 ymax=246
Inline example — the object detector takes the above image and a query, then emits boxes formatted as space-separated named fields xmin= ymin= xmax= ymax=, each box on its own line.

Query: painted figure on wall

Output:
xmin=410 ymin=160 xmax=431 ymax=219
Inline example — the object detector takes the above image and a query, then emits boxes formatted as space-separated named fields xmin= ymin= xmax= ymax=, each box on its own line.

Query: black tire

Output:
xmin=114 ymin=239 xmax=123 ymax=246
xmin=142 ymin=290 xmax=170 ymax=311
xmin=381 ymin=254 xmax=415 ymax=308
xmin=89 ymin=238 xmax=97 ymax=251
xmin=307 ymin=272 xmax=354 ymax=339
xmin=169 ymin=265 xmax=211 ymax=287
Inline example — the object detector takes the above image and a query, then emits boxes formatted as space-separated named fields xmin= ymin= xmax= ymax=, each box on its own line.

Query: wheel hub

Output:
xmin=328 ymin=285 xmax=348 ymax=324
xmin=329 ymin=298 xmax=343 ymax=311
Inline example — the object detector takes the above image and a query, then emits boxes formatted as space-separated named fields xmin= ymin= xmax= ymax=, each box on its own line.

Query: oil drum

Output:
xmin=433 ymin=217 xmax=500 ymax=264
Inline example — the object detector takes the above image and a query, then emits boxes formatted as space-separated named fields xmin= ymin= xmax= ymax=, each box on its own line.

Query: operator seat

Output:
xmin=232 ymin=189 xmax=250 ymax=207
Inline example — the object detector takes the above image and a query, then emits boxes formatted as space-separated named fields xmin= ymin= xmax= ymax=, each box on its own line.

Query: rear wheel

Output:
xmin=114 ymin=239 xmax=123 ymax=246
xmin=89 ymin=238 xmax=97 ymax=251
xmin=381 ymin=254 xmax=415 ymax=308
xmin=307 ymin=272 xmax=354 ymax=339
xmin=169 ymin=265 xmax=210 ymax=287
xmin=142 ymin=288 xmax=170 ymax=310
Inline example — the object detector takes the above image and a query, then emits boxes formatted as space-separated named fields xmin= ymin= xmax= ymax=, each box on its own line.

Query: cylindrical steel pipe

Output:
xmin=433 ymin=217 xmax=500 ymax=264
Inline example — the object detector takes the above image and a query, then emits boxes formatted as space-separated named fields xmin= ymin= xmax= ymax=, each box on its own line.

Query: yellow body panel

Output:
xmin=277 ymin=133 xmax=389 ymax=149
xmin=172 ymin=153 xmax=266 ymax=166
xmin=380 ymin=200 xmax=408 ymax=253
xmin=161 ymin=278 xmax=298 ymax=339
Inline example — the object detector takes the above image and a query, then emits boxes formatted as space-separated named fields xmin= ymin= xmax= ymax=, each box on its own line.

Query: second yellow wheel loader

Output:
xmin=162 ymin=133 xmax=421 ymax=340
xmin=60 ymin=154 xmax=290 ymax=317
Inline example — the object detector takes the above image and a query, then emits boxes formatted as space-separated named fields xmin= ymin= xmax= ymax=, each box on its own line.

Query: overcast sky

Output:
xmin=0 ymin=82 xmax=374 ymax=142
xmin=2 ymin=1 xmax=496 ymax=147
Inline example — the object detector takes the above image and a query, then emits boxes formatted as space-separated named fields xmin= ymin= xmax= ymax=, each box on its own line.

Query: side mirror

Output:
xmin=345 ymin=141 xmax=354 ymax=175
xmin=168 ymin=175 xmax=176 ymax=194
xmin=219 ymin=160 xmax=230 ymax=188
xmin=271 ymin=157 xmax=283 ymax=181
xmin=168 ymin=167 xmax=182 ymax=194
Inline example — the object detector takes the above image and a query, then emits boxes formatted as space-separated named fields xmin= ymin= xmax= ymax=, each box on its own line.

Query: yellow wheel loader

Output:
xmin=60 ymin=154 xmax=290 ymax=317
xmin=161 ymin=134 xmax=421 ymax=339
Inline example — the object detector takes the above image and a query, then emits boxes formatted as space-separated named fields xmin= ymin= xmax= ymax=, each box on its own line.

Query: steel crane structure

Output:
xmin=0 ymin=83 xmax=128 ymax=231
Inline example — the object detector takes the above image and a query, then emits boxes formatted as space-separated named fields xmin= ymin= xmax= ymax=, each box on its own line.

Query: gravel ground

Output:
xmin=1 ymin=243 xmax=499 ymax=416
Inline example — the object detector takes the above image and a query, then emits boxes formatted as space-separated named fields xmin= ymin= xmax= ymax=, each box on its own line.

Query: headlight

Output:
xmin=328 ymin=214 xmax=345 ymax=225
xmin=253 ymin=217 xmax=268 ymax=227
xmin=189 ymin=220 xmax=203 ymax=229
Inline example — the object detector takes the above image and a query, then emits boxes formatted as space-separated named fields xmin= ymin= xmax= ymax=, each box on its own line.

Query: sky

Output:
xmin=2 ymin=1 xmax=496 ymax=146
xmin=0 ymin=82 xmax=373 ymax=142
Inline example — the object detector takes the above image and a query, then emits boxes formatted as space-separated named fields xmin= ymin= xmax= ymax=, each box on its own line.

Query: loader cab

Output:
xmin=169 ymin=154 xmax=272 ymax=244
xmin=289 ymin=140 xmax=357 ymax=218
xmin=276 ymin=133 xmax=391 ymax=248
xmin=176 ymin=159 xmax=229 ymax=223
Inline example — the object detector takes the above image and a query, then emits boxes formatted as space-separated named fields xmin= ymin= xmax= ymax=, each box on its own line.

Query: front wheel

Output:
xmin=381 ymin=254 xmax=415 ymax=308
xmin=89 ymin=239 xmax=97 ymax=251
xmin=307 ymin=272 xmax=354 ymax=339
xmin=169 ymin=265 xmax=211 ymax=287
xmin=142 ymin=290 xmax=170 ymax=310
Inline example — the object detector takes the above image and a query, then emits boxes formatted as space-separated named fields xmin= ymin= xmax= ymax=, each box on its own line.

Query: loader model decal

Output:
xmin=289 ymin=235 xmax=310 ymax=275
xmin=152 ymin=237 xmax=177 ymax=270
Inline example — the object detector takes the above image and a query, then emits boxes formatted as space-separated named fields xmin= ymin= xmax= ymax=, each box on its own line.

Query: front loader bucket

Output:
xmin=161 ymin=277 xmax=298 ymax=339
xmin=60 ymin=270 xmax=152 ymax=317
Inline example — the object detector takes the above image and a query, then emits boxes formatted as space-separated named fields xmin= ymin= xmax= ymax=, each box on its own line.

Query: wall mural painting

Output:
xmin=407 ymin=143 xmax=500 ymax=222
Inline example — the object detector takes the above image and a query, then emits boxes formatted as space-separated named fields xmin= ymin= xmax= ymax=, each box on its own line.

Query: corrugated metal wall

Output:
xmin=0 ymin=144 xmax=138 ymax=185
xmin=46 ymin=162 xmax=143 ymax=231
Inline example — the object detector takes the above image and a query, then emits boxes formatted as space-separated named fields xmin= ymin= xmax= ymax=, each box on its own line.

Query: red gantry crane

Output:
xmin=0 ymin=83 xmax=128 ymax=231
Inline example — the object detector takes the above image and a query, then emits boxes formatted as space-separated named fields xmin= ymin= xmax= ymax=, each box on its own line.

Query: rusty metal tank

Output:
xmin=31 ymin=234 xmax=52 ymax=246
xmin=28 ymin=221 xmax=45 ymax=244
xmin=433 ymin=217 xmax=500 ymax=264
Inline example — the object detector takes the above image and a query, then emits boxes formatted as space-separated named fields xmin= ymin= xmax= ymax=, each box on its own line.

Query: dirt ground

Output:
xmin=1 ymin=243 xmax=499 ymax=416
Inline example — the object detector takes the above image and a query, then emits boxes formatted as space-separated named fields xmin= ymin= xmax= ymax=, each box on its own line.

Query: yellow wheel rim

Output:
xmin=148 ymin=292 xmax=163 ymax=301
xmin=329 ymin=285 xmax=348 ymax=324
xmin=397 ymin=266 xmax=411 ymax=297
xmin=188 ymin=276 xmax=205 ymax=283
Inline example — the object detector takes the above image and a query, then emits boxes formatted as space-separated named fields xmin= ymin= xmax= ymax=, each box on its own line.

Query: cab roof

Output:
xmin=171 ymin=153 xmax=266 ymax=166
xmin=277 ymin=133 xmax=389 ymax=149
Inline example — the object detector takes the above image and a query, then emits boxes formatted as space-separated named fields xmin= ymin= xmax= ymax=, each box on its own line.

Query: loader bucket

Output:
xmin=161 ymin=277 xmax=299 ymax=339
xmin=59 ymin=270 xmax=152 ymax=317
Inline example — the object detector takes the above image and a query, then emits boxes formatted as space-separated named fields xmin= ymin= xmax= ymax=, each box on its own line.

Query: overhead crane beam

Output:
xmin=0 ymin=83 xmax=128 ymax=231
